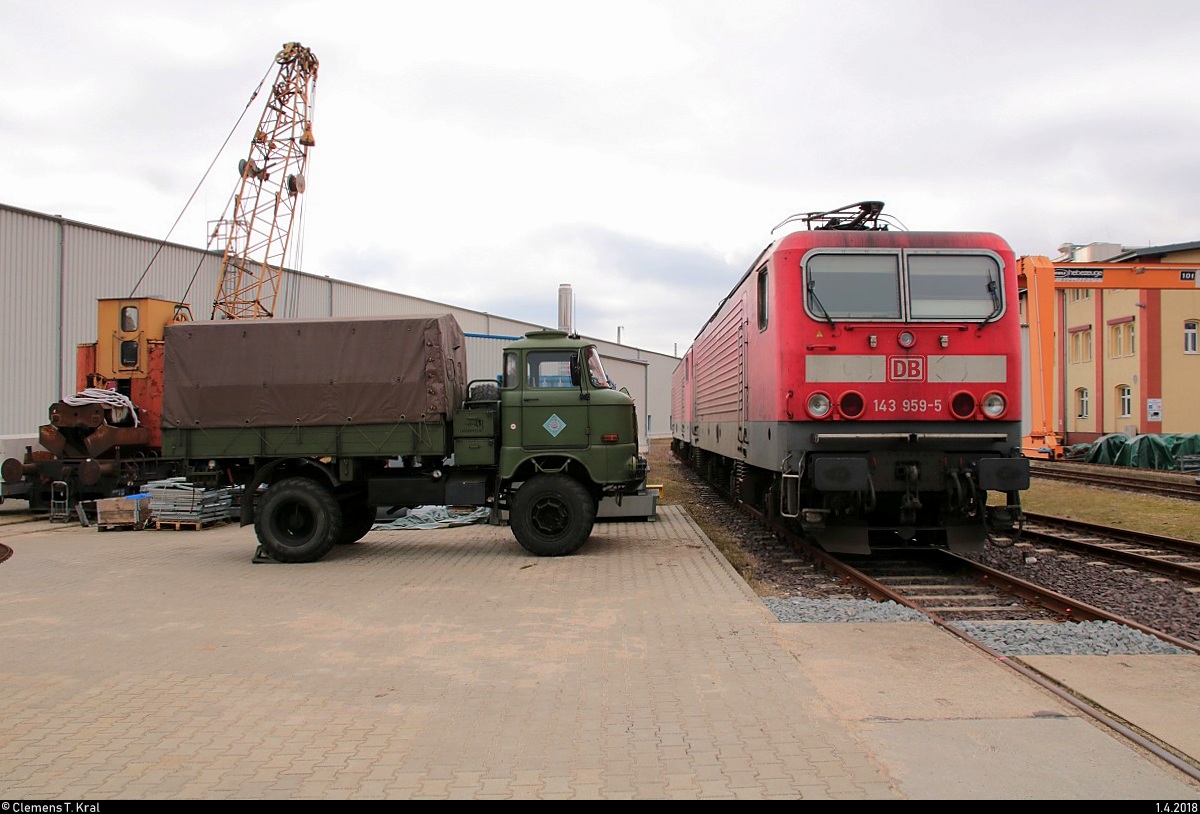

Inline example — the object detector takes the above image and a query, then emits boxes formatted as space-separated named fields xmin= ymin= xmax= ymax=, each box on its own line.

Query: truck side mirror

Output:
xmin=571 ymin=355 xmax=591 ymax=400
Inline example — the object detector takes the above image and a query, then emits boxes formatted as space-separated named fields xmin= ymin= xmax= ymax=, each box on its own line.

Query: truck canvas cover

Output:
xmin=161 ymin=314 xmax=467 ymax=429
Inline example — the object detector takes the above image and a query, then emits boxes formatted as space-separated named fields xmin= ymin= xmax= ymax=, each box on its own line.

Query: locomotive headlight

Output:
xmin=897 ymin=330 xmax=916 ymax=348
xmin=981 ymin=392 xmax=1007 ymax=418
xmin=806 ymin=392 xmax=833 ymax=419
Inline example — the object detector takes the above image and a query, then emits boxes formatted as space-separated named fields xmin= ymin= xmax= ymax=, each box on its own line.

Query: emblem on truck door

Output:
xmin=543 ymin=414 xmax=566 ymax=437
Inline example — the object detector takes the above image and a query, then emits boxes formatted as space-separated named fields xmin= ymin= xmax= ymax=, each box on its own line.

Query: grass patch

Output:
xmin=1020 ymin=480 xmax=1200 ymax=540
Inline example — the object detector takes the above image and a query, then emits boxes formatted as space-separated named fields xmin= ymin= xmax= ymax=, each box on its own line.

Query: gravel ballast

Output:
xmin=763 ymin=597 xmax=1194 ymax=656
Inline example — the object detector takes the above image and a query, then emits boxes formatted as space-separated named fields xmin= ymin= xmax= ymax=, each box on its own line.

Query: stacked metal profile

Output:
xmin=145 ymin=478 xmax=236 ymax=525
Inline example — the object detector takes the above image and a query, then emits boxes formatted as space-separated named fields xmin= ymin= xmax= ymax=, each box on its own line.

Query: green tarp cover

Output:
xmin=1085 ymin=433 xmax=1129 ymax=465
xmin=1113 ymin=434 xmax=1175 ymax=470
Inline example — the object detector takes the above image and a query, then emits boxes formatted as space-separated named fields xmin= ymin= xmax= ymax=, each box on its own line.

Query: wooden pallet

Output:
xmin=96 ymin=522 xmax=146 ymax=532
xmin=153 ymin=519 xmax=225 ymax=531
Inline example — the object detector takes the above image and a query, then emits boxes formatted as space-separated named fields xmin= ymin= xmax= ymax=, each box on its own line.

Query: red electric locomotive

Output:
xmin=670 ymin=202 xmax=1030 ymax=554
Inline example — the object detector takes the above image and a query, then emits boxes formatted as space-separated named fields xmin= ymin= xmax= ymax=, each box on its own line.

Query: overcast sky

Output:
xmin=3 ymin=1 xmax=1198 ymax=357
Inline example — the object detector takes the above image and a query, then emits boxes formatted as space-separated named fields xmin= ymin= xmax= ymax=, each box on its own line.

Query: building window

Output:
xmin=1075 ymin=387 xmax=1089 ymax=419
xmin=1108 ymin=322 xmax=1135 ymax=358
xmin=1186 ymin=321 xmax=1198 ymax=354
xmin=1068 ymin=289 xmax=1091 ymax=303
xmin=1118 ymin=385 xmax=1132 ymax=418
xmin=1069 ymin=329 xmax=1092 ymax=363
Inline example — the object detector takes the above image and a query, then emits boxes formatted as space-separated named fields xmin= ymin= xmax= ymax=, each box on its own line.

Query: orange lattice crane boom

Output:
xmin=211 ymin=42 xmax=318 ymax=320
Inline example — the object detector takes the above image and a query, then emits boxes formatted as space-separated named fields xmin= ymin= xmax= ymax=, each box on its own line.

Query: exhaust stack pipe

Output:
xmin=558 ymin=284 xmax=574 ymax=335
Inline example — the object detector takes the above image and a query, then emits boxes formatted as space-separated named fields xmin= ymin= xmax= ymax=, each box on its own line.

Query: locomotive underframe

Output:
xmin=677 ymin=418 xmax=1029 ymax=555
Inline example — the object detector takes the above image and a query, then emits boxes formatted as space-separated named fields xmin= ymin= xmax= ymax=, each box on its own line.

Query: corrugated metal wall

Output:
xmin=1 ymin=203 xmax=678 ymax=445
xmin=1 ymin=206 xmax=63 ymax=436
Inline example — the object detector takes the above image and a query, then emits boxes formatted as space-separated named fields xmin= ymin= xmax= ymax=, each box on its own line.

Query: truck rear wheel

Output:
xmin=255 ymin=477 xmax=342 ymax=563
xmin=510 ymin=474 xmax=595 ymax=557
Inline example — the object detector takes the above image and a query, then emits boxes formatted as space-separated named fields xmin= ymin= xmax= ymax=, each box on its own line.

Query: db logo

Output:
xmin=888 ymin=356 xmax=925 ymax=381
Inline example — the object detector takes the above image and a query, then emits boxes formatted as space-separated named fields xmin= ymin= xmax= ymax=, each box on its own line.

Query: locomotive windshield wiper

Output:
xmin=806 ymin=279 xmax=837 ymax=329
xmin=984 ymin=272 xmax=1002 ymax=322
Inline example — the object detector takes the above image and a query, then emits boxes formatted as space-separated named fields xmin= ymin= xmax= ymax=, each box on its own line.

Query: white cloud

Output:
xmin=2 ymin=0 xmax=1199 ymax=356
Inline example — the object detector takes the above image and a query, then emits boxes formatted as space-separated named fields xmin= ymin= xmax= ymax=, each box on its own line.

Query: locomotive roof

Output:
xmin=772 ymin=229 xmax=1012 ymax=253
xmin=692 ymin=229 xmax=1015 ymax=341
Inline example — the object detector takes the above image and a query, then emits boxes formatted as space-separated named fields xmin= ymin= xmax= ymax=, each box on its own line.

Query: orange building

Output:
xmin=1055 ymin=241 xmax=1200 ymax=445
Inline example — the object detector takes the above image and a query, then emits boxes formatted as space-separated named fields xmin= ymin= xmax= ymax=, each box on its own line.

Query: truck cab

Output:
xmin=451 ymin=329 xmax=647 ymax=558
xmin=497 ymin=330 xmax=642 ymax=479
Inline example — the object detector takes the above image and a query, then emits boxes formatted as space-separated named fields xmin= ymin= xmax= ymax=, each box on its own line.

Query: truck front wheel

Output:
xmin=510 ymin=474 xmax=595 ymax=557
xmin=335 ymin=498 xmax=376 ymax=545
xmin=256 ymin=477 xmax=342 ymax=563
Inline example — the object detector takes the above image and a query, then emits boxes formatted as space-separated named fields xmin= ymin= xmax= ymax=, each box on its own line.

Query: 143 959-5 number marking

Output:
xmin=872 ymin=398 xmax=943 ymax=413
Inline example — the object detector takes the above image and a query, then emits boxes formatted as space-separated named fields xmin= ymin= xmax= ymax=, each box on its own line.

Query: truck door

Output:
xmin=519 ymin=349 xmax=590 ymax=450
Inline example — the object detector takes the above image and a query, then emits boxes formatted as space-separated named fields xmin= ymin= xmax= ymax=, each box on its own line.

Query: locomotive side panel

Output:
xmin=670 ymin=350 xmax=694 ymax=444
xmin=692 ymin=294 xmax=746 ymax=461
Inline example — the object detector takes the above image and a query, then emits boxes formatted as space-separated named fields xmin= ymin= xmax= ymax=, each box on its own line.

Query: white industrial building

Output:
xmin=0 ymin=202 xmax=677 ymax=458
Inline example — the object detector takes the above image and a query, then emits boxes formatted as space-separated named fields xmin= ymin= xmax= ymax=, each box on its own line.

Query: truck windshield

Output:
xmin=584 ymin=347 xmax=611 ymax=389
xmin=804 ymin=252 xmax=1001 ymax=321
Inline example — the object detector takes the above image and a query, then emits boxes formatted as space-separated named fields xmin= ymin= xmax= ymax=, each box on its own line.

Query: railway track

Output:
xmin=828 ymin=548 xmax=1200 ymax=652
xmin=1030 ymin=459 xmax=1200 ymax=500
xmin=1020 ymin=512 xmax=1200 ymax=584
xmin=688 ymin=443 xmax=1200 ymax=782
xmin=820 ymin=545 xmax=1200 ymax=782
xmin=664 ymin=445 xmax=1200 ymax=650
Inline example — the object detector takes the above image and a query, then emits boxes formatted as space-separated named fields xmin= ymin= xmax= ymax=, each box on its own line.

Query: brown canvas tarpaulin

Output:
xmin=161 ymin=314 xmax=467 ymax=429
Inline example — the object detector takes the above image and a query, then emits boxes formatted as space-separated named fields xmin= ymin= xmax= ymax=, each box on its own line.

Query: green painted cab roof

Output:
xmin=507 ymin=330 xmax=591 ymax=350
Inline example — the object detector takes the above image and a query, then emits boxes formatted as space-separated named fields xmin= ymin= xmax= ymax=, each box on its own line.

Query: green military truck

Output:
xmin=159 ymin=313 xmax=647 ymax=563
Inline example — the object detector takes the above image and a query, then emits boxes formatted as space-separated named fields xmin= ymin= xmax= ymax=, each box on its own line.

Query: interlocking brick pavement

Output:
xmin=0 ymin=507 xmax=897 ymax=800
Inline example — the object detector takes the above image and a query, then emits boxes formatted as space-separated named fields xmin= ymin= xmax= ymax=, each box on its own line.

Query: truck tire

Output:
xmin=335 ymin=500 xmax=376 ymax=545
xmin=255 ymin=477 xmax=342 ymax=563
xmin=510 ymin=473 xmax=595 ymax=557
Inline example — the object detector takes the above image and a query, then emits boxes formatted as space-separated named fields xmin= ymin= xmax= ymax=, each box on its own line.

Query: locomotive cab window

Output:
xmin=756 ymin=266 xmax=769 ymax=330
xmin=804 ymin=251 xmax=1001 ymax=321
xmin=908 ymin=255 xmax=1001 ymax=319
xmin=805 ymin=254 xmax=900 ymax=319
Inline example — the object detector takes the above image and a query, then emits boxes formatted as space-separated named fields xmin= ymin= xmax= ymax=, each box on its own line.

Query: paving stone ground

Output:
xmin=0 ymin=508 xmax=894 ymax=799
xmin=2 ymin=506 xmax=1198 ymax=800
